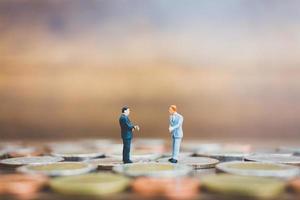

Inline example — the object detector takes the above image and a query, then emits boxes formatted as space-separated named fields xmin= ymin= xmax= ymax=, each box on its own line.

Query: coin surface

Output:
xmin=50 ymin=173 xmax=130 ymax=196
xmin=245 ymin=153 xmax=300 ymax=166
xmin=0 ymin=174 xmax=48 ymax=198
xmin=0 ymin=156 xmax=63 ymax=167
xmin=216 ymin=161 xmax=299 ymax=178
xmin=18 ymin=162 xmax=97 ymax=177
xmin=132 ymin=177 xmax=200 ymax=199
xmin=109 ymin=150 xmax=161 ymax=162
xmin=113 ymin=163 xmax=192 ymax=177
xmin=157 ymin=156 xmax=219 ymax=169
xmin=194 ymin=144 xmax=251 ymax=162
xmin=51 ymin=148 xmax=105 ymax=161
xmin=277 ymin=146 xmax=300 ymax=154
xmin=86 ymin=157 xmax=123 ymax=170
xmin=202 ymin=174 xmax=285 ymax=199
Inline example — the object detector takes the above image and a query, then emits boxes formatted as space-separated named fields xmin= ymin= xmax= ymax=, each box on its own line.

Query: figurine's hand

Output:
xmin=134 ymin=125 xmax=140 ymax=131
xmin=169 ymin=126 xmax=173 ymax=132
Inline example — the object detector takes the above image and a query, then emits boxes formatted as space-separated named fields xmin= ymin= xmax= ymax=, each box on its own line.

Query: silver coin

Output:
xmin=157 ymin=156 xmax=219 ymax=169
xmin=108 ymin=151 xmax=161 ymax=162
xmin=18 ymin=162 xmax=97 ymax=177
xmin=195 ymin=151 xmax=248 ymax=162
xmin=245 ymin=153 xmax=300 ymax=166
xmin=182 ymin=142 xmax=222 ymax=153
xmin=113 ymin=162 xmax=192 ymax=177
xmin=86 ymin=157 xmax=123 ymax=170
xmin=0 ymin=156 xmax=63 ymax=166
xmin=50 ymin=144 xmax=105 ymax=161
xmin=277 ymin=146 xmax=300 ymax=154
xmin=216 ymin=161 xmax=299 ymax=178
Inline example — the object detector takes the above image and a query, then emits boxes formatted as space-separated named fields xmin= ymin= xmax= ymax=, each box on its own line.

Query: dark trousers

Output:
xmin=122 ymin=138 xmax=131 ymax=162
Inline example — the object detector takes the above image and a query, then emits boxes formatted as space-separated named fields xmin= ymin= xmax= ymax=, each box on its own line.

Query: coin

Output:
xmin=109 ymin=149 xmax=161 ymax=162
xmin=216 ymin=161 xmax=299 ymax=178
xmin=182 ymin=142 xmax=222 ymax=153
xmin=18 ymin=162 xmax=97 ymax=177
xmin=0 ymin=174 xmax=48 ymax=198
xmin=113 ymin=163 xmax=192 ymax=177
xmin=132 ymin=177 xmax=200 ymax=199
xmin=277 ymin=146 xmax=300 ymax=154
xmin=194 ymin=144 xmax=251 ymax=162
xmin=51 ymin=148 xmax=105 ymax=161
xmin=245 ymin=153 xmax=300 ymax=166
xmin=201 ymin=174 xmax=285 ymax=199
xmin=157 ymin=156 xmax=219 ymax=169
xmin=195 ymin=151 xmax=248 ymax=162
xmin=0 ymin=156 xmax=63 ymax=167
xmin=86 ymin=157 xmax=123 ymax=170
xmin=49 ymin=173 xmax=130 ymax=196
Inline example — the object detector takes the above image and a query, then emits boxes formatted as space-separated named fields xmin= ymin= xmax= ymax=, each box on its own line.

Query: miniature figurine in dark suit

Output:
xmin=119 ymin=106 xmax=139 ymax=163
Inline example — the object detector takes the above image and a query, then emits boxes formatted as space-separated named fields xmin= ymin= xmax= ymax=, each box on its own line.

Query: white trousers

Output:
xmin=172 ymin=137 xmax=182 ymax=160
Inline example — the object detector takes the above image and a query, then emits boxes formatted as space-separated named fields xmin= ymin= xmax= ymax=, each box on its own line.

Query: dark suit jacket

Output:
xmin=119 ymin=114 xmax=134 ymax=139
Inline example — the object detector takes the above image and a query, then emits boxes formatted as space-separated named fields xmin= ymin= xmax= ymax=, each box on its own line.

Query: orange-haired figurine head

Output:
xmin=169 ymin=105 xmax=177 ymax=115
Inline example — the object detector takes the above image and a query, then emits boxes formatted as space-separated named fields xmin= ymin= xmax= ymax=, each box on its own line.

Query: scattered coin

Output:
xmin=113 ymin=163 xmax=192 ymax=177
xmin=0 ymin=156 xmax=63 ymax=167
xmin=0 ymin=174 xmax=48 ymax=198
xmin=201 ymin=174 xmax=285 ymax=199
xmin=86 ymin=157 xmax=123 ymax=170
xmin=18 ymin=162 xmax=97 ymax=177
xmin=245 ymin=153 xmax=300 ymax=166
xmin=49 ymin=173 xmax=130 ymax=196
xmin=132 ymin=177 xmax=200 ymax=199
xmin=157 ymin=156 xmax=219 ymax=169
xmin=216 ymin=161 xmax=299 ymax=178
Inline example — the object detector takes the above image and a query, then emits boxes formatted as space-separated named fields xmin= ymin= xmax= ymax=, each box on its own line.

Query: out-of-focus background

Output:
xmin=0 ymin=0 xmax=299 ymax=140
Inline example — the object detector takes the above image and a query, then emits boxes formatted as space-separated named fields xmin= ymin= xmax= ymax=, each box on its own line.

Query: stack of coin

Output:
xmin=157 ymin=156 xmax=219 ymax=169
xmin=132 ymin=177 xmax=200 ymax=199
xmin=201 ymin=174 xmax=285 ymax=199
xmin=0 ymin=156 xmax=63 ymax=168
xmin=50 ymin=173 xmax=130 ymax=196
xmin=0 ymin=174 xmax=48 ymax=198
xmin=18 ymin=162 xmax=97 ymax=177
xmin=113 ymin=163 xmax=192 ymax=177
xmin=216 ymin=161 xmax=299 ymax=178
xmin=245 ymin=153 xmax=300 ymax=166
xmin=86 ymin=157 xmax=123 ymax=170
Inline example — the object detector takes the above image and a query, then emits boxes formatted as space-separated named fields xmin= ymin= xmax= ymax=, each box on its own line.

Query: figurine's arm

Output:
xmin=170 ymin=116 xmax=183 ymax=131
xmin=121 ymin=117 xmax=135 ymax=130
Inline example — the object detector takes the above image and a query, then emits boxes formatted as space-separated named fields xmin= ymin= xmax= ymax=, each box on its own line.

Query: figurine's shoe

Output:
xmin=168 ymin=158 xmax=178 ymax=163
xmin=123 ymin=160 xmax=133 ymax=164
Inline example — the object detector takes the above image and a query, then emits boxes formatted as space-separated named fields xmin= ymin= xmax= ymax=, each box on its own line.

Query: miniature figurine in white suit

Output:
xmin=168 ymin=105 xmax=183 ymax=163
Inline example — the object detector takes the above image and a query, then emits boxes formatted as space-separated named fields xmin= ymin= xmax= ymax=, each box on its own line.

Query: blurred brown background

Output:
xmin=0 ymin=0 xmax=300 ymax=140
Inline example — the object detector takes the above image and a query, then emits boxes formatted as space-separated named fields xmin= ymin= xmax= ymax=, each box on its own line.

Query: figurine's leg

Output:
xmin=172 ymin=138 xmax=182 ymax=160
xmin=122 ymin=138 xmax=131 ymax=162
